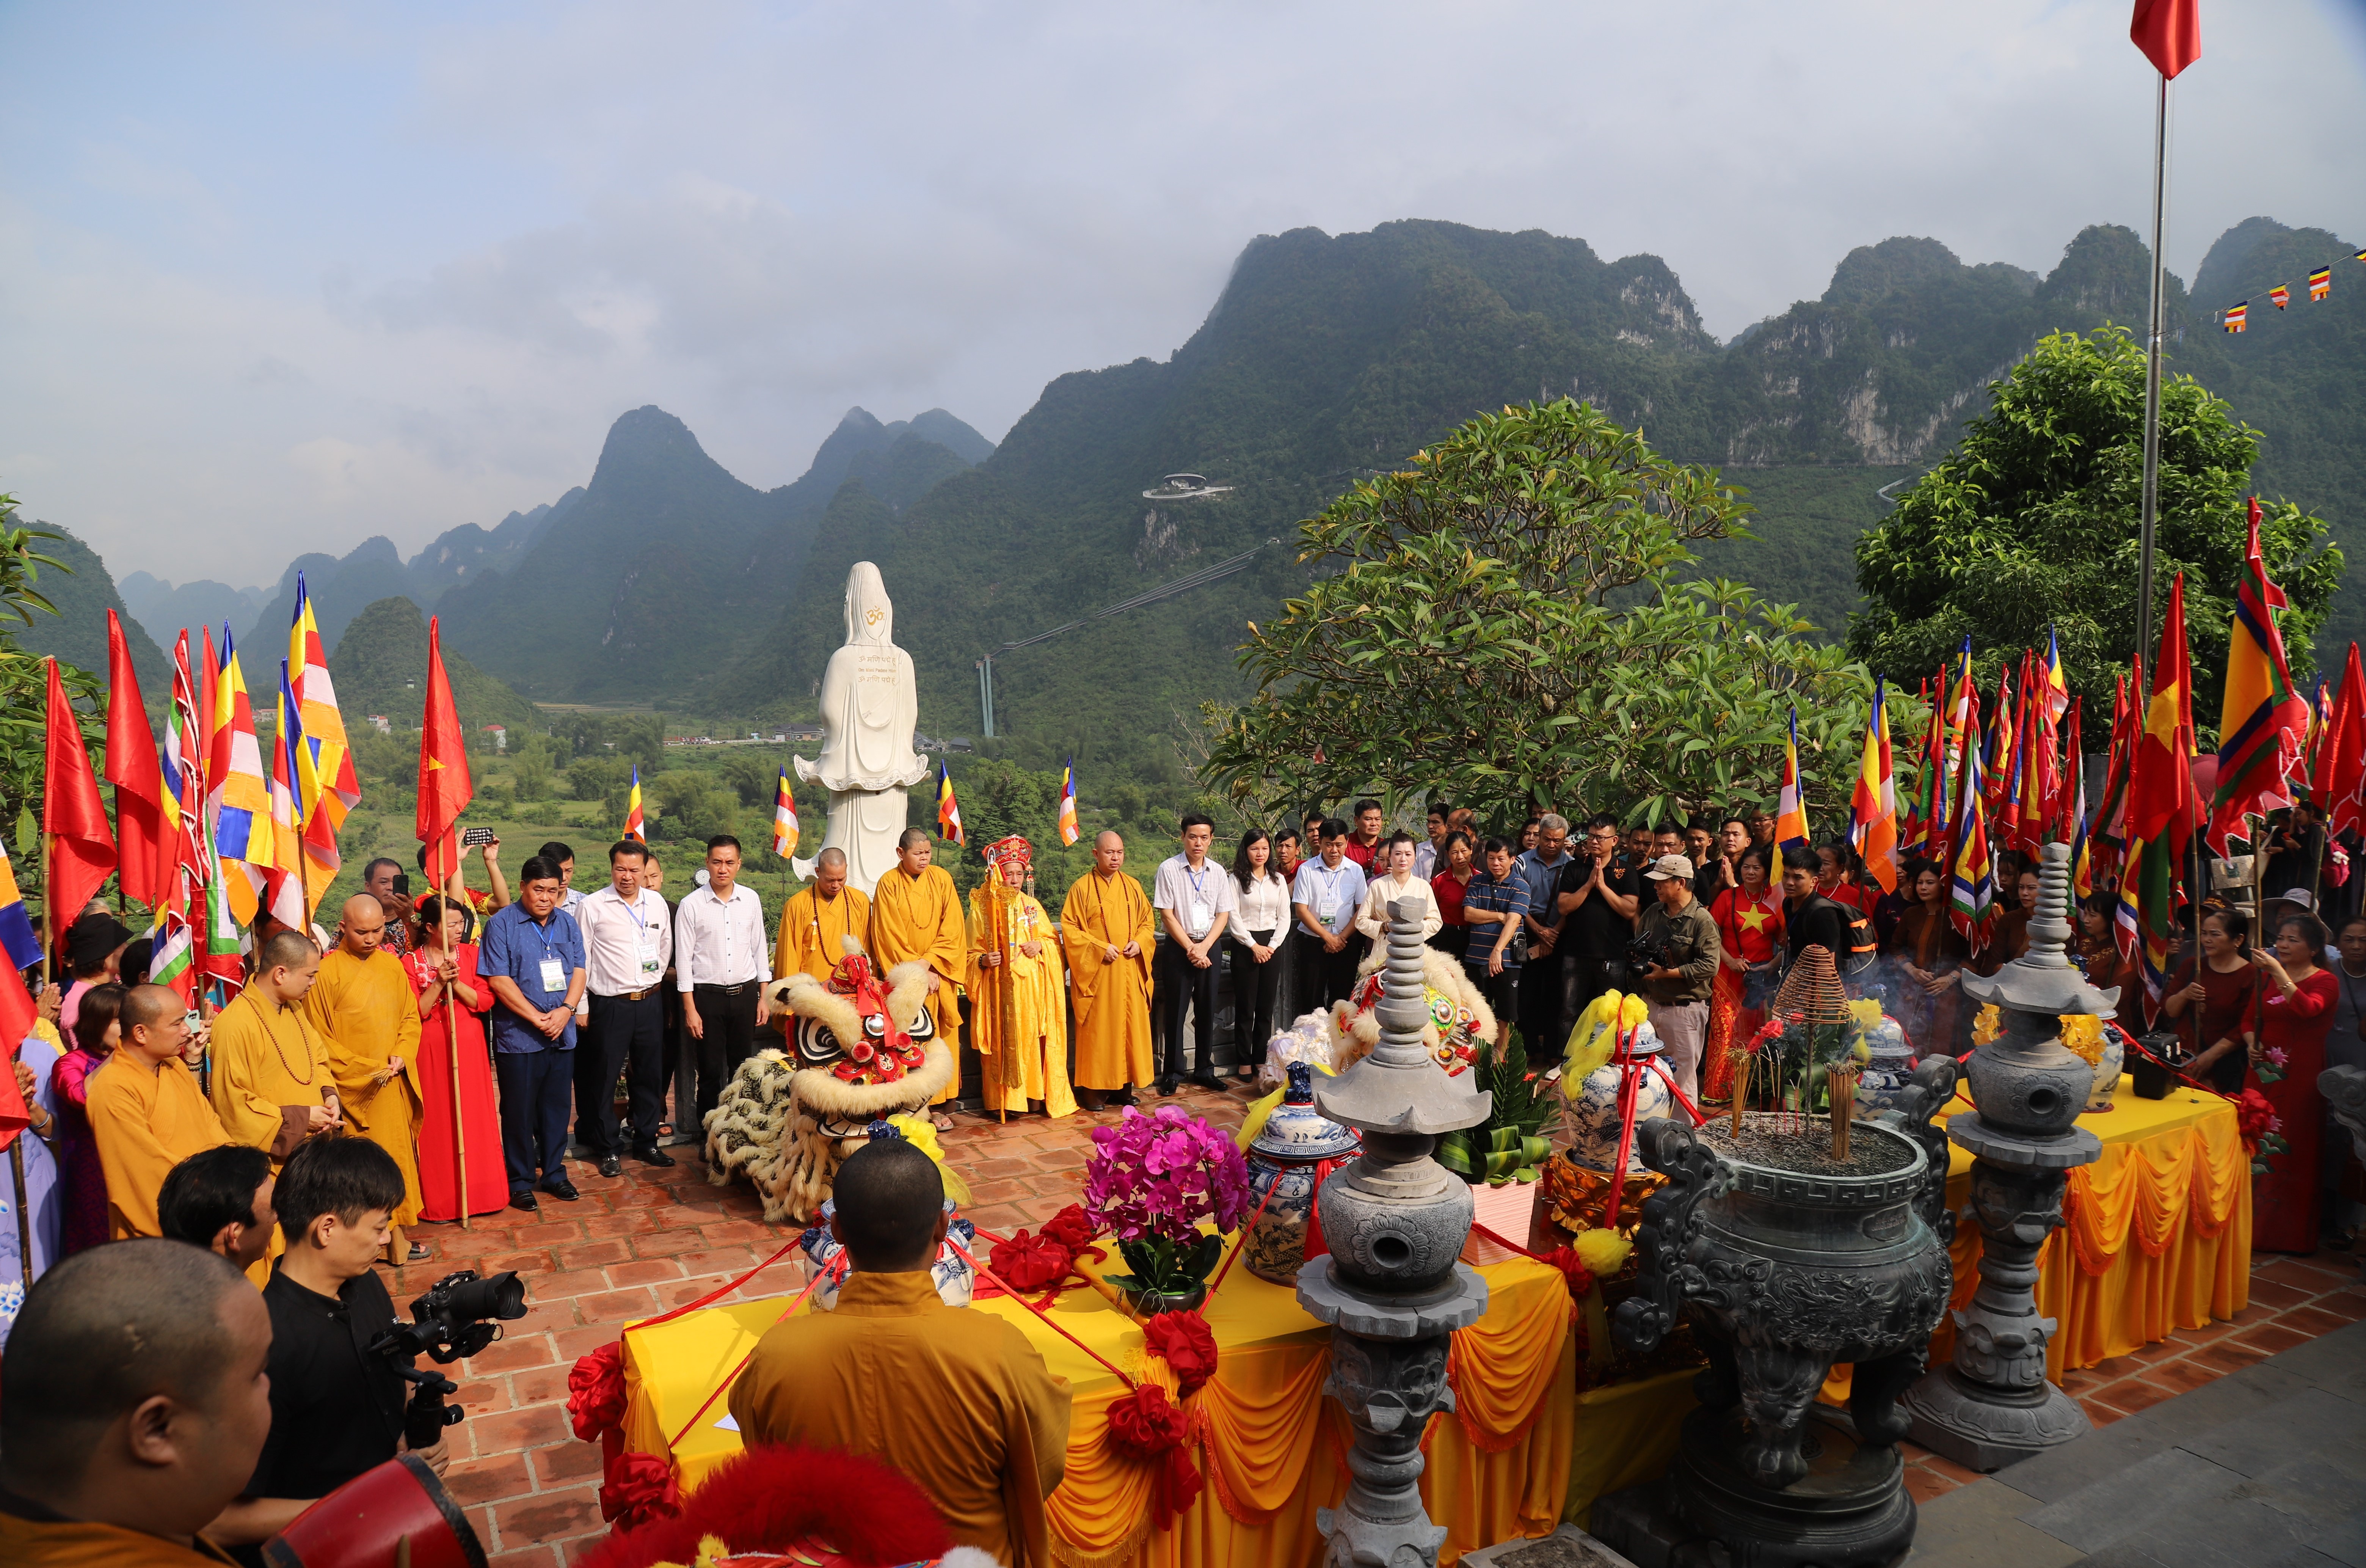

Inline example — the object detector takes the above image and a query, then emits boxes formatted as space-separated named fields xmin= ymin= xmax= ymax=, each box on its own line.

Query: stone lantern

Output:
xmin=1298 ymin=898 xmax=1492 ymax=1568
xmin=1899 ymin=840 xmax=2106 ymax=1469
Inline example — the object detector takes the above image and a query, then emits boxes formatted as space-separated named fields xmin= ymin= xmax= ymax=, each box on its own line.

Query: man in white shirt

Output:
xmin=1356 ymin=831 xmax=1443 ymax=941
xmin=1290 ymin=818 xmax=1368 ymax=1009
xmin=575 ymin=840 xmax=676 ymax=1177
xmin=1150 ymin=813 xmax=1238 ymax=1095
xmin=675 ymin=835 xmax=773 ymax=1122
xmin=1410 ymin=801 xmax=1451 ymax=880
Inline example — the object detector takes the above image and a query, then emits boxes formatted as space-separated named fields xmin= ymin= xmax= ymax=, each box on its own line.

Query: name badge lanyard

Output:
xmin=528 ymin=918 xmax=571 ymax=997
xmin=624 ymin=893 xmax=664 ymax=979
xmin=1311 ymin=863 xmax=1346 ymax=930
xmin=1185 ymin=863 xmax=1216 ymax=936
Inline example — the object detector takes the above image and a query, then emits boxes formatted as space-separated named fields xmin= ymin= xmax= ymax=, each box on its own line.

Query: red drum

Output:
xmin=262 ymin=1453 xmax=488 ymax=1568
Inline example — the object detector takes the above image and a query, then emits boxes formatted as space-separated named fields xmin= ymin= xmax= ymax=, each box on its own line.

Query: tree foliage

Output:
xmin=2 ymin=505 xmax=105 ymax=906
xmin=1201 ymin=400 xmax=1886 ymax=825
xmin=1847 ymin=328 xmax=2342 ymax=735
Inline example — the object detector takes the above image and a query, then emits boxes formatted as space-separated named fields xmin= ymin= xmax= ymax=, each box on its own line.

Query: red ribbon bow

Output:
xmin=1140 ymin=1309 xmax=1219 ymax=1397
xmin=1105 ymin=1383 xmax=1204 ymax=1531
xmin=567 ymin=1342 xmax=628 ymax=1444
xmin=598 ymin=1449 xmax=683 ymax=1530
xmin=988 ymin=1229 xmax=1075 ymax=1294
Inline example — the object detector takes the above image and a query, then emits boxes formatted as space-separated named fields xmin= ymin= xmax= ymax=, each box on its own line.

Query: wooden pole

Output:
xmin=1729 ymin=1053 xmax=1749 ymax=1138
xmin=446 ymin=834 xmax=469 ymax=1229
xmin=9 ymin=1135 xmax=33 ymax=1290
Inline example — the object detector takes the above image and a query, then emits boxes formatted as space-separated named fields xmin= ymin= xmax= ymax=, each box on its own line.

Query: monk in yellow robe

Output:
xmin=775 ymin=847 xmax=873 ymax=983
xmin=966 ymin=836 xmax=1074 ymax=1119
xmin=1060 ymin=831 xmax=1154 ymax=1103
xmin=0 ymin=1240 xmax=271 ymax=1567
xmin=731 ymin=1140 xmax=1069 ymax=1568
xmin=868 ymin=828 xmax=967 ymax=1108
xmin=208 ymin=930 xmax=340 ymax=1167
xmin=86 ymin=986 xmax=231 ymax=1240
xmin=305 ymin=896 xmax=426 ymax=1258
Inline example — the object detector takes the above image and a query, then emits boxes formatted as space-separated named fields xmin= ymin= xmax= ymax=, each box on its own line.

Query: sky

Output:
xmin=2 ymin=0 xmax=2360 ymax=587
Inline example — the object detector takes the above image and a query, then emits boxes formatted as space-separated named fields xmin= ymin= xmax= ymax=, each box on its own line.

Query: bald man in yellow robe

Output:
xmin=87 ymin=986 xmax=232 ymax=1240
xmin=868 ymin=829 xmax=967 ymax=1108
xmin=1060 ymin=832 xmax=1155 ymax=1104
xmin=966 ymin=839 xmax=1074 ymax=1119
xmin=775 ymin=848 xmax=873 ymax=984
xmin=209 ymin=930 xmax=342 ymax=1167
xmin=306 ymin=895 xmax=426 ymax=1257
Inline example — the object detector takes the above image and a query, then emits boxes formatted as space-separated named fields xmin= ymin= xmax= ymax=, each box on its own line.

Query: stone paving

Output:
xmin=375 ymin=1081 xmax=2366 ymax=1567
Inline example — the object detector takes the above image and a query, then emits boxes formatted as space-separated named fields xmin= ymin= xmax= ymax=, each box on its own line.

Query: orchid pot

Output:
xmin=1108 ymin=1235 xmax=1222 ymax=1316
xmin=1084 ymin=1105 xmax=1252 ymax=1315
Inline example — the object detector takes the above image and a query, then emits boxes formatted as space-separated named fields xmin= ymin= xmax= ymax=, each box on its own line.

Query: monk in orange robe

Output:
xmin=86 ymin=986 xmax=232 ymax=1240
xmin=305 ymin=896 xmax=426 ymax=1260
xmin=868 ymin=829 xmax=967 ymax=1107
xmin=730 ymin=1140 xmax=1070 ymax=1567
xmin=1060 ymin=831 xmax=1154 ymax=1102
xmin=208 ymin=931 xmax=340 ymax=1167
xmin=775 ymin=848 xmax=873 ymax=983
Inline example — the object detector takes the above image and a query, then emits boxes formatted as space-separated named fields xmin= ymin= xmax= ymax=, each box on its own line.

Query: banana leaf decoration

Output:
xmin=1440 ymin=1030 xmax=1555 ymax=1185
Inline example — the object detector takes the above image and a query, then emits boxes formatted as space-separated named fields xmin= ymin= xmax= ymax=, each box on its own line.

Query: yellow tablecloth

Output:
xmin=620 ymin=1251 xmax=1578 ymax=1568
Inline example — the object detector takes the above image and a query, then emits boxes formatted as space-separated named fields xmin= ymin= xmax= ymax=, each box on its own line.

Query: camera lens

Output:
xmin=446 ymin=1271 xmax=529 ymax=1322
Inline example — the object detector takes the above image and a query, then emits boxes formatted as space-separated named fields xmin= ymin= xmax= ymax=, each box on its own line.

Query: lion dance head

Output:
xmin=703 ymin=937 xmax=957 ymax=1223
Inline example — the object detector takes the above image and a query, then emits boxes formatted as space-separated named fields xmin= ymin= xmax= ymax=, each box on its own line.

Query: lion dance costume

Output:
xmin=704 ymin=938 xmax=958 ymax=1223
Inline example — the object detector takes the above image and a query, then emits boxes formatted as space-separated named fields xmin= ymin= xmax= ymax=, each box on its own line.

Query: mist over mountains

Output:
xmin=21 ymin=213 xmax=2360 ymax=760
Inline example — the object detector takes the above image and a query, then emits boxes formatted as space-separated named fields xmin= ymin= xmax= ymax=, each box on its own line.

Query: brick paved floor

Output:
xmin=382 ymin=1080 xmax=2364 ymax=1566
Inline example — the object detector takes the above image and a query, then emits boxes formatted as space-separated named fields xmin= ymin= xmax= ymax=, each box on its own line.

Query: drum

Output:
xmin=262 ymin=1452 xmax=487 ymax=1568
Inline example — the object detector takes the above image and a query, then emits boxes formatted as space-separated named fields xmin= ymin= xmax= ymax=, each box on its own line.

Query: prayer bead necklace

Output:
xmin=255 ymin=996 xmax=318 ymax=1086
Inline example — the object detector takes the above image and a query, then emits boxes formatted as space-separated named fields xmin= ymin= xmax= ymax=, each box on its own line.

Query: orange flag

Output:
xmin=415 ymin=617 xmax=475 ymax=892
xmin=102 ymin=611 xmax=167 ymax=908
xmin=43 ymin=658 xmax=117 ymax=933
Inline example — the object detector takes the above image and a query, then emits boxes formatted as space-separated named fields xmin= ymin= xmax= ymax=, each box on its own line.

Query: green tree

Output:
xmin=1201 ymin=399 xmax=1883 ymax=825
xmin=1847 ymin=327 xmax=2341 ymax=736
xmin=2 ymin=505 xmax=105 ymax=917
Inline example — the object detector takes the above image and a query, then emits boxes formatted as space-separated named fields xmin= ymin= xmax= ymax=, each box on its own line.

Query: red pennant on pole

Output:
xmin=103 ymin=611 xmax=166 ymax=908
xmin=43 ymin=658 xmax=117 ymax=929
xmin=2130 ymin=0 xmax=2200 ymax=80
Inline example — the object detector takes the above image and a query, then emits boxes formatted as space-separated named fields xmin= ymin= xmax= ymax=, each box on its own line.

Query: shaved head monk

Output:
xmin=776 ymin=846 xmax=871 ymax=986
xmin=306 ymin=894 xmax=426 ymax=1263
xmin=0 ymin=1239 xmax=273 ymax=1564
xmin=1059 ymin=831 xmax=1153 ymax=1108
xmin=88 ymin=984 xmax=233 ymax=1240
xmin=730 ymin=1139 xmax=1072 ymax=1566
xmin=867 ymin=829 xmax=965 ymax=1117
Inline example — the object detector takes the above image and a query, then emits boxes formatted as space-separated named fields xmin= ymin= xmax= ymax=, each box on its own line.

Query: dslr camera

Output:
xmin=1627 ymin=927 xmax=1674 ymax=973
xmin=366 ymin=1269 xmax=529 ymax=1451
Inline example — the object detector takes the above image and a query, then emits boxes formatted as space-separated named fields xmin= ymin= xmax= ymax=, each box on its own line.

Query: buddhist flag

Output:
xmin=624 ymin=767 xmax=645 ymax=843
xmin=0 ymin=840 xmax=41 ymax=972
xmin=2270 ymin=284 xmax=2291 ymax=311
xmin=2066 ymin=702 xmax=2095 ymax=899
xmin=2311 ymin=268 xmax=2333 ymax=302
xmin=1943 ymin=637 xmax=1975 ymax=784
xmin=208 ymin=628 xmax=272 ymax=924
xmin=2120 ymin=575 xmax=2197 ymax=1020
xmin=1769 ymin=706 xmax=1808 ymax=885
xmin=1947 ymin=713 xmax=1995 ymax=953
xmin=1915 ymin=672 xmax=1953 ymax=865
xmin=2040 ymin=627 xmax=2071 ymax=728
xmin=43 ymin=658 xmax=116 ymax=931
xmin=102 ymin=611 xmax=166 ymax=909
xmin=1057 ymin=760 xmax=1081 ymax=847
xmin=936 ymin=763 xmax=965 ymax=846
xmin=1849 ymin=681 xmax=1898 ymax=894
xmin=2317 ymin=644 xmax=2366 ymax=838
xmin=2225 ymin=302 xmax=2247 ymax=333
xmin=1983 ymin=663 xmax=2018 ymax=829
xmin=772 ymin=768 xmax=800 ymax=859
xmin=290 ymin=575 xmax=360 ymax=906
xmin=2130 ymin=0 xmax=2201 ymax=78
xmin=2206 ymin=497 xmax=2311 ymax=851
xmin=261 ymin=661 xmax=309 ymax=930
xmin=415 ymin=617 xmax=474 ymax=892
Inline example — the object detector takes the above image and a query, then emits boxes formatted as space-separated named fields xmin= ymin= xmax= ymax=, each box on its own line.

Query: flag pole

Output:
xmin=2135 ymin=70 xmax=2170 ymax=663
xmin=9 ymin=1141 xmax=30 ymax=1290
xmin=448 ymin=826 xmax=469 ymax=1232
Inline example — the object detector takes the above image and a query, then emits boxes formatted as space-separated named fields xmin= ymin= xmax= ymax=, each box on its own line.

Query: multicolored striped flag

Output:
xmin=2040 ymin=626 xmax=2071 ymax=727
xmin=1849 ymin=680 xmax=1898 ymax=894
xmin=623 ymin=767 xmax=645 ymax=843
xmin=207 ymin=627 xmax=273 ymax=925
xmin=2206 ymin=498 xmax=2311 ymax=852
xmin=2311 ymin=268 xmax=2334 ymax=302
xmin=2270 ymin=284 xmax=2291 ymax=310
xmin=2066 ymin=700 xmax=2095 ymax=899
xmin=0 ymin=840 xmax=41 ymax=972
xmin=2119 ymin=575 xmax=2197 ymax=1022
xmin=262 ymin=661 xmax=309 ymax=930
xmin=2317 ymin=644 xmax=2366 ymax=838
xmin=2225 ymin=301 xmax=2248 ymax=333
xmin=290 ymin=574 xmax=360 ymax=906
xmin=149 ymin=632 xmax=210 ymax=1006
xmin=1057 ymin=760 xmax=1081 ymax=846
xmin=1769 ymin=706 xmax=1809 ymax=885
xmin=1947 ymin=709 xmax=1994 ymax=953
xmin=772 ymin=767 xmax=800 ymax=859
xmin=936 ymin=763 xmax=965 ymax=846
xmin=1916 ymin=670 xmax=1955 ymax=865
xmin=1943 ymin=638 xmax=1976 ymax=786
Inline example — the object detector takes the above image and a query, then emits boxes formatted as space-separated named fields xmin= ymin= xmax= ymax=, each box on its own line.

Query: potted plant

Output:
xmin=1085 ymin=1105 xmax=1254 ymax=1314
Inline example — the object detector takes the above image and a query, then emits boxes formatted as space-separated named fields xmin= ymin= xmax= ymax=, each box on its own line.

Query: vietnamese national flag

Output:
xmin=2131 ymin=0 xmax=2201 ymax=80
xmin=103 ymin=610 xmax=167 ymax=908
xmin=416 ymin=617 xmax=476 ymax=890
xmin=2318 ymin=644 xmax=2366 ymax=838
xmin=43 ymin=658 xmax=117 ymax=930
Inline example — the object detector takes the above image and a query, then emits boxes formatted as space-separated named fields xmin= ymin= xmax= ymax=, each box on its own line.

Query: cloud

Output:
xmin=0 ymin=0 xmax=2357 ymax=582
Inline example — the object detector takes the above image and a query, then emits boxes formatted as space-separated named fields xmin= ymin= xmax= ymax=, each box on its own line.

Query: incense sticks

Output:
xmin=1826 ymin=1064 xmax=1858 ymax=1161
xmin=1731 ymin=1055 xmax=1751 ymax=1138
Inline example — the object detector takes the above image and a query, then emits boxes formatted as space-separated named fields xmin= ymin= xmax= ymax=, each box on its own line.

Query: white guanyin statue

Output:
xmin=793 ymin=562 xmax=931 ymax=895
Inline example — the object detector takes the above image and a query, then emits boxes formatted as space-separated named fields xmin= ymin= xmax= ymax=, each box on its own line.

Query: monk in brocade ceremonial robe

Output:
xmin=87 ymin=987 xmax=233 ymax=1241
xmin=730 ymin=1140 xmax=1072 ymax=1568
xmin=966 ymin=836 xmax=1075 ymax=1119
xmin=306 ymin=896 xmax=427 ymax=1263
xmin=1060 ymin=831 xmax=1153 ymax=1108
xmin=208 ymin=931 xmax=343 ymax=1169
xmin=776 ymin=848 xmax=873 ymax=984
xmin=0 ymin=1241 xmax=273 ymax=1567
xmin=870 ymin=829 xmax=967 ymax=1113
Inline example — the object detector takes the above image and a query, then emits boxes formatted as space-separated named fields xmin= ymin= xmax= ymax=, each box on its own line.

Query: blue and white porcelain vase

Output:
xmin=798 ymin=1200 xmax=976 ymax=1309
xmin=1241 ymin=1061 xmax=1360 ymax=1285
xmin=1564 ymin=1021 xmax=1676 ymax=1175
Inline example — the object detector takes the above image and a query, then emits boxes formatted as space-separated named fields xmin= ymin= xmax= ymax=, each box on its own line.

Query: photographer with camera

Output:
xmin=1635 ymin=854 xmax=1721 ymax=1100
xmin=211 ymin=1136 xmax=442 ymax=1552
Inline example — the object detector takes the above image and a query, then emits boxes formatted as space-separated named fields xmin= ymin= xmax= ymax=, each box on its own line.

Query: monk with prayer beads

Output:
xmin=868 ymin=829 xmax=966 ymax=1116
xmin=305 ymin=895 xmax=427 ymax=1263
xmin=1060 ymin=830 xmax=1154 ymax=1108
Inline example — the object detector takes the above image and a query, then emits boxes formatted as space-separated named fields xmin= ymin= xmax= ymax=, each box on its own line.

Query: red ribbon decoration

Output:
xmin=1140 ymin=1309 xmax=1219 ymax=1397
xmin=567 ymin=1341 xmax=628 ymax=1443
xmin=598 ymin=1449 xmax=683 ymax=1531
xmin=1104 ymin=1383 xmax=1206 ymax=1532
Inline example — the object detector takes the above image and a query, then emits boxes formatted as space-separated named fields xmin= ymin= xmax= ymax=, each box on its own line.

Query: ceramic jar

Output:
xmin=799 ymin=1202 xmax=976 ymax=1309
xmin=1564 ymin=1022 xmax=1676 ymax=1174
xmin=1855 ymin=1012 xmax=1916 ymax=1116
xmin=1241 ymin=1061 xmax=1361 ymax=1285
xmin=2085 ymin=1023 xmax=2128 ymax=1113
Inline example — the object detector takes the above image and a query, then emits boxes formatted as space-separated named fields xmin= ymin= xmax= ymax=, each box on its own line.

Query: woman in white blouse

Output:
xmin=1229 ymin=829 xmax=1292 ymax=1079
xmin=1356 ymin=830 xmax=1444 ymax=942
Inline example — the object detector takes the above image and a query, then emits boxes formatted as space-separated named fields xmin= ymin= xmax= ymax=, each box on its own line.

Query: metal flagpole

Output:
xmin=2135 ymin=71 xmax=2170 ymax=660
xmin=444 ymin=832 xmax=469 ymax=1230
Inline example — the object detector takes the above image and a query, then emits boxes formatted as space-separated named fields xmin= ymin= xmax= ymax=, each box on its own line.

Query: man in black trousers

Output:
xmin=574 ymin=840 xmax=676 ymax=1177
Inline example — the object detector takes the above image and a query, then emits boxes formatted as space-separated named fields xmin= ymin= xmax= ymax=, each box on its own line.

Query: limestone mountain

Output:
xmin=118 ymin=573 xmax=267 ymax=650
xmin=327 ymin=595 xmax=543 ymax=737
xmin=9 ymin=520 xmax=171 ymax=692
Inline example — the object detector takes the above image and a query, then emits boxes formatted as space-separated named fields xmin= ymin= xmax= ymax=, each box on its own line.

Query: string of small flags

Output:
xmin=2219 ymin=248 xmax=2364 ymax=333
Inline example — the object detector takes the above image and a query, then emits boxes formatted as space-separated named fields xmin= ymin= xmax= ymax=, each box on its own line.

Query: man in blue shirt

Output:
xmin=1459 ymin=837 xmax=1527 ymax=1045
xmin=477 ymin=856 xmax=588 ymax=1211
